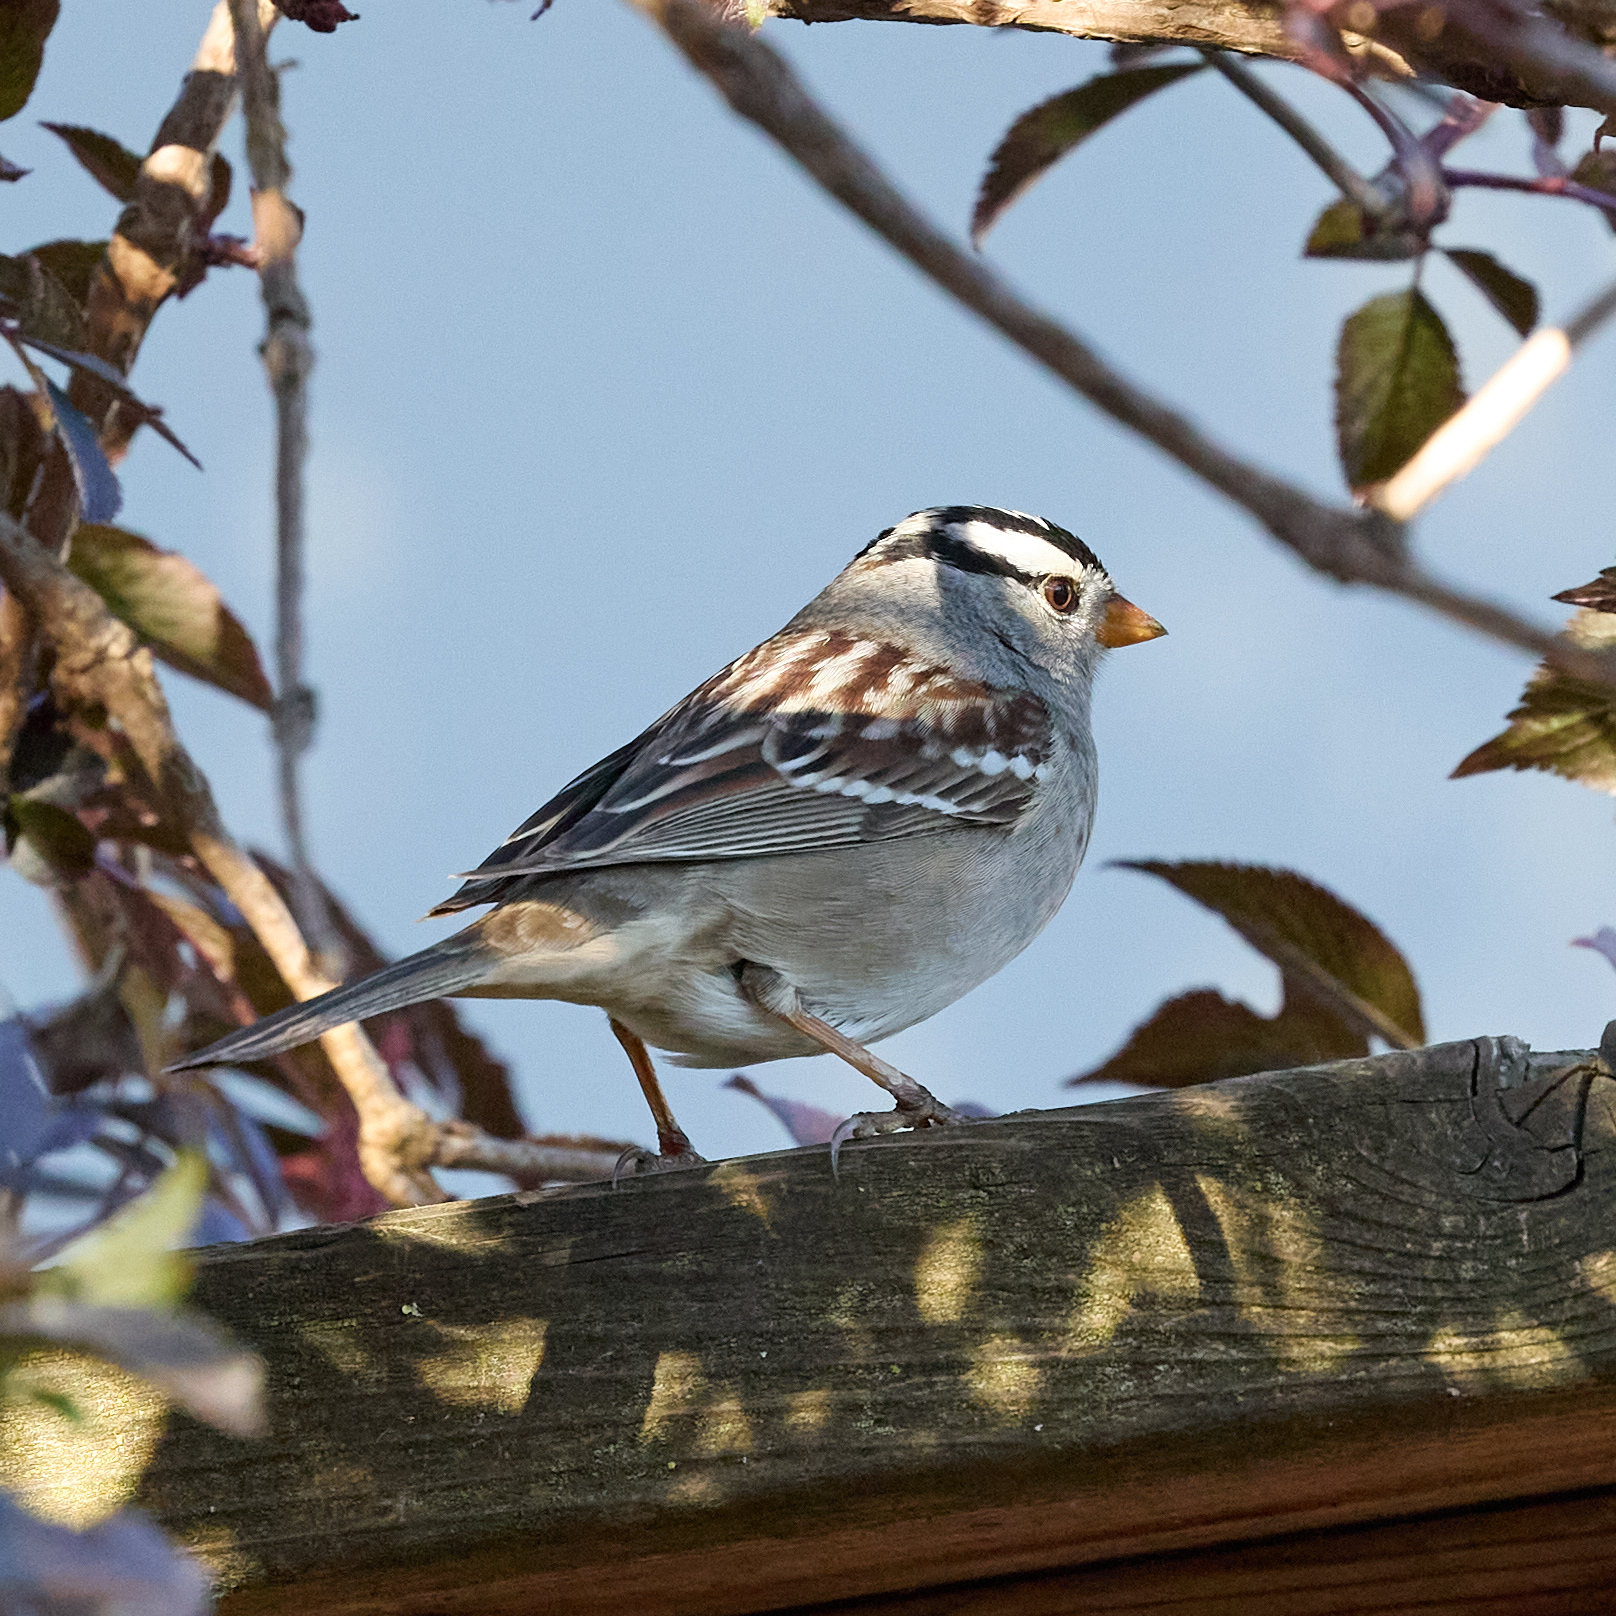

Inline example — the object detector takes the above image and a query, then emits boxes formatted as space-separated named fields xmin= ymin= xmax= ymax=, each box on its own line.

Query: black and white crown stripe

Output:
xmin=859 ymin=505 xmax=1106 ymax=588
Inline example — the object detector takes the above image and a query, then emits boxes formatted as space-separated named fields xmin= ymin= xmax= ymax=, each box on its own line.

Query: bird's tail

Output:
xmin=168 ymin=939 xmax=494 ymax=1072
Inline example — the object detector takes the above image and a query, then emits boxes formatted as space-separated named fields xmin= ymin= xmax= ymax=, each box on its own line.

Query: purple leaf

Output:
xmin=0 ymin=1297 xmax=265 ymax=1435
xmin=0 ymin=1014 xmax=50 ymax=1185
xmin=725 ymin=1073 xmax=843 ymax=1146
xmin=1573 ymin=927 xmax=1616 ymax=973
xmin=42 ymin=378 xmax=119 ymax=521
xmin=0 ymin=1492 xmax=210 ymax=1616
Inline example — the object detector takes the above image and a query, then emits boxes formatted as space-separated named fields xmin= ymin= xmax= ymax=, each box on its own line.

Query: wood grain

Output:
xmin=8 ymin=1035 xmax=1615 ymax=1613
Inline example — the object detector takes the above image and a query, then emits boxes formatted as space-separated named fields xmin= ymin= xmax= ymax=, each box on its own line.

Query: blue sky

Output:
xmin=1 ymin=0 xmax=1612 ymax=1165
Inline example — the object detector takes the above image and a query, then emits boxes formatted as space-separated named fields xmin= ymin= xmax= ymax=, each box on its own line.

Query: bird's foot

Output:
xmin=612 ymin=1140 xmax=708 ymax=1187
xmin=829 ymin=1092 xmax=970 ymax=1178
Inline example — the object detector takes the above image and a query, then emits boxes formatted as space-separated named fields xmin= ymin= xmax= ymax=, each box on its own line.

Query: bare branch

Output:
xmin=0 ymin=519 xmax=633 ymax=1202
xmin=1374 ymin=274 xmax=1616 ymax=521
xmin=628 ymin=0 xmax=1616 ymax=687
xmin=1203 ymin=50 xmax=1388 ymax=220
xmin=73 ymin=2 xmax=280 ymax=466
xmin=226 ymin=0 xmax=341 ymax=974
xmin=768 ymin=0 xmax=1616 ymax=116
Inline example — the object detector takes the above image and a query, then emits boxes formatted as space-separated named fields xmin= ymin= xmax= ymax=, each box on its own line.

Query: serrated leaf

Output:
xmin=1117 ymin=860 xmax=1426 ymax=1046
xmin=5 ymin=796 xmax=94 ymax=876
xmin=67 ymin=524 xmax=273 ymax=710
xmin=971 ymin=64 xmax=1203 ymax=245
xmin=1572 ymin=148 xmax=1616 ymax=235
xmin=1445 ymin=248 xmax=1539 ymax=337
xmin=1069 ymin=988 xmax=1361 ymax=1088
xmin=1452 ymin=607 xmax=1616 ymax=793
xmin=25 ymin=238 xmax=106 ymax=305
xmin=1335 ymin=289 xmax=1465 ymax=493
xmin=1553 ymin=567 xmax=1616 ymax=612
xmin=43 ymin=1147 xmax=206 ymax=1310
xmin=0 ymin=0 xmax=57 ymax=123
xmin=1303 ymin=197 xmax=1420 ymax=261
xmin=39 ymin=122 xmax=140 ymax=202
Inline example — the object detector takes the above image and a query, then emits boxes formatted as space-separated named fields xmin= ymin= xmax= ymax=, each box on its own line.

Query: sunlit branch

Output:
xmin=626 ymin=0 xmax=1616 ymax=689
xmin=226 ymin=0 xmax=343 ymax=976
xmin=1202 ymin=51 xmax=1389 ymax=221
xmin=1374 ymin=275 xmax=1616 ymax=522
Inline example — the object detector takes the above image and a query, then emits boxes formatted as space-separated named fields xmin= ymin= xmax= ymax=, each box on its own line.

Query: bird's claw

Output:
xmin=612 ymin=1144 xmax=707 ymax=1187
xmin=828 ymin=1094 xmax=969 ymax=1178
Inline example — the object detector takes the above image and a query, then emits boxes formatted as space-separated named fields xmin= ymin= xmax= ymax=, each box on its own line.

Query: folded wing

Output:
xmin=431 ymin=631 xmax=1051 ymax=914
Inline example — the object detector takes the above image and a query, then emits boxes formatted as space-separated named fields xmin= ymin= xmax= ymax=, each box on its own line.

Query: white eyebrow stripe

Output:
xmin=951 ymin=519 xmax=1092 ymax=581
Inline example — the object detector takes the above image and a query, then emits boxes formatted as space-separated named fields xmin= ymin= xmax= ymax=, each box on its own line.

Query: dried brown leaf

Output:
xmin=1116 ymin=860 xmax=1426 ymax=1046
xmin=1452 ymin=608 xmax=1616 ymax=793
xmin=66 ymin=525 xmax=274 ymax=711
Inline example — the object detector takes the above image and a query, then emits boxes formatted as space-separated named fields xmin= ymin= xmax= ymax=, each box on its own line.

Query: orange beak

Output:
xmin=1096 ymin=594 xmax=1167 ymax=649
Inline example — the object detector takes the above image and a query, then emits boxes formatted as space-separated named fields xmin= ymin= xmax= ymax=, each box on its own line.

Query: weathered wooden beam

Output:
xmin=9 ymin=1035 xmax=1616 ymax=1613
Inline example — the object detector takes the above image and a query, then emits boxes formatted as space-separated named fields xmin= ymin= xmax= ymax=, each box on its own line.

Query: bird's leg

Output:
xmin=609 ymin=1017 xmax=705 ymax=1180
xmin=736 ymin=964 xmax=968 ymax=1171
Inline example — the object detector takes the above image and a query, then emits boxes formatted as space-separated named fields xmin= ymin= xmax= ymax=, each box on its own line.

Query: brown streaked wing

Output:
xmin=431 ymin=635 xmax=1053 ymax=906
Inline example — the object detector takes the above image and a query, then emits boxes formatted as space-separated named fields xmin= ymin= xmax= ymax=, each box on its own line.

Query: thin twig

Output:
xmin=1443 ymin=167 xmax=1616 ymax=218
xmin=1203 ymin=51 xmax=1389 ymax=221
xmin=1375 ymin=274 xmax=1616 ymax=521
xmin=628 ymin=0 xmax=1616 ymax=689
xmin=226 ymin=0 xmax=342 ymax=975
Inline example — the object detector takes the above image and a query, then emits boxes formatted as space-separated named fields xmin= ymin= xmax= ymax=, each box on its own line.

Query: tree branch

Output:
xmin=768 ymin=0 xmax=1616 ymax=115
xmin=0 ymin=519 xmax=635 ymax=1203
xmin=2 ymin=2 xmax=268 ymax=786
xmin=226 ymin=0 xmax=342 ymax=974
xmin=1203 ymin=49 xmax=1388 ymax=221
xmin=629 ymin=0 xmax=1616 ymax=687
xmin=1374 ymin=273 xmax=1616 ymax=521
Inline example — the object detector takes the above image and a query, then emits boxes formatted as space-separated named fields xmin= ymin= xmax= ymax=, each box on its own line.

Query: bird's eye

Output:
xmin=1041 ymin=576 xmax=1079 ymax=615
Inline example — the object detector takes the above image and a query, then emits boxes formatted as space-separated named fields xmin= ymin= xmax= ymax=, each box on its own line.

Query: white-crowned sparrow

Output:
xmin=175 ymin=507 xmax=1164 ymax=1167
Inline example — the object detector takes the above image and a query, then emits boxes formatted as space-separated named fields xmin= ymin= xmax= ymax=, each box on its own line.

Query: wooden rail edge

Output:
xmin=7 ymin=1034 xmax=1616 ymax=1614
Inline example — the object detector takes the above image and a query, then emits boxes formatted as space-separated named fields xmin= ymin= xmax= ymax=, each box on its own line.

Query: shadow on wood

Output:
xmin=6 ymin=1035 xmax=1616 ymax=1614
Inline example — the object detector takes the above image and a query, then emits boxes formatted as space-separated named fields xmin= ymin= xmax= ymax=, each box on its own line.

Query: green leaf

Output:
xmin=1553 ymin=567 xmax=1616 ymax=613
xmin=24 ymin=238 xmax=106 ymax=305
xmin=1117 ymin=860 xmax=1426 ymax=1047
xmin=0 ymin=0 xmax=58 ymax=123
xmin=1334 ymin=289 xmax=1465 ymax=493
xmin=1444 ymin=248 xmax=1539 ymax=337
xmin=1303 ymin=197 xmax=1420 ymax=261
xmin=5 ymin=796 xmax=95 ymax=876
xmin=1571 ymin=148 xmax=1616 ymax=235
xmin=39 ymin=122 xmax=140 ymax=202
xmin=971 ymin=64 xmax=1203 ymax=245
xmin=41 ymin=1147 xmax=207 ymax=1311
xmin=29 ymin=1387 xmax=82 ymax=1421
xmin=0 ymin=249 xmax=86 ymax=350
xmin=1069 ymin=987 xmax=1363 ymax=1088
xmin=67 ymin=525 xmax=275 ymax=711
xmin=1452 ymin=607 xmax=1616 ymax=794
